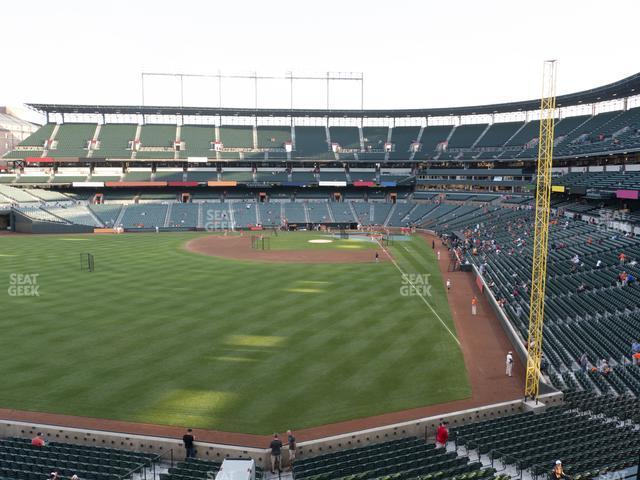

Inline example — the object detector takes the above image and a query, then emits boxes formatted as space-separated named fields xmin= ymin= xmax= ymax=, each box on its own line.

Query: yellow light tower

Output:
xmin=525 ymin=60 xmax=558 ymax=401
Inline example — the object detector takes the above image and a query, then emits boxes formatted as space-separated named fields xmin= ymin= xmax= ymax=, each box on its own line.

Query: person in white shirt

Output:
xmin=595 ymin=259 xmax=603 ymax=268
xmin=506 ymin=351 xmax=514 ymax=377
xmin=446 ymin=279 xmax=451 ymax=291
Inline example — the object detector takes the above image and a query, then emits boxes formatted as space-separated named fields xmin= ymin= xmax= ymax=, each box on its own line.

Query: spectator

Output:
xmin=71 ymin=475 xmax=79 ymax=480
xmin=571 ymin=254 xmax=580 ymax=267
xmin=31 ymin=432 xmax=46 ymax=447
xmin=551 ymin=460 xmax=569 ymax=480
xmin=595 ymin=259 xmax=603 ymax=268
xmin=182 ymin=428 xmax=195 ymax=459
xmin=631 ymin=340 xmax=640 ymax=365
xmin=579 ymin=353 xmax=588 ymax=371
xmin=287 ymin=430 xmax=296 ymax=469
xmin=506 ymin=351 xmax=514 ymax=377
xmin=435 ymin=421 xmax=449 ymax=448
xmin=619 ymin=252 xmax=626 ymax=264
xmin=598 ymin=359 xmax=611 ymax=374
xmin=49 ymin=471 xmax=59 ymax=480
xmin=515 ymin=304 xmax=523 ymax=318
xmin=619 ymin=271 xmax=628 ymax=286
xmin=540 ymin=355 xmax=549 ymax=375
xmin=270 ymin=433 xmax=283 ymax=474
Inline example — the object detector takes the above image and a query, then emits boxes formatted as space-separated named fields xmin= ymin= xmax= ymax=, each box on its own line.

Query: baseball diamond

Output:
xmin=1 ymin=7 xmax=639 ymax=478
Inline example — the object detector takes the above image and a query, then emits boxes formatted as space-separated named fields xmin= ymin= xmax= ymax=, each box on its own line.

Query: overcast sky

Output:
xmin=2 ymin=0 xmax=639 ymax=111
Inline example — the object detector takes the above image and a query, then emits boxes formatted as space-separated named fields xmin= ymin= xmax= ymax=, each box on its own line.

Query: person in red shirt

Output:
xmin=31 ymin=433 xmax=46 ymax=447
xmin=435 ymin=421 xmax=449 ymax=448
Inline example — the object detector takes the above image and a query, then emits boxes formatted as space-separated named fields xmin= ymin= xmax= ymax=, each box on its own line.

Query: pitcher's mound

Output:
xmin=185 ymin=235 xmax=387 ymax=264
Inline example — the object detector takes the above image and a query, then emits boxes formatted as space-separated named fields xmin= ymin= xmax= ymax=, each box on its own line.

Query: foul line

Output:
xmin=376 ymin=239 xmax=461 ymax=346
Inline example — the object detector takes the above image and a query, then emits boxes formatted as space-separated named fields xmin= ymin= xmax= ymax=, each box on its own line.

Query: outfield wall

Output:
xmin=0 ymin=420 xmax=266 ymax=467
xmin=0 ymin=394 xmax=562 ymax=470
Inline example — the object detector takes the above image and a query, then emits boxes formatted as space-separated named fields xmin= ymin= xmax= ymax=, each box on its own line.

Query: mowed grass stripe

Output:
xmin=385 ymin=239 xmax=459 ymax=336
xmin=0 ymin=232 xmax=470 ymax=433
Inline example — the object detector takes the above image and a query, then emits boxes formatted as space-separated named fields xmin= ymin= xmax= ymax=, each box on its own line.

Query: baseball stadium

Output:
xmin=1 ymin=3 xmax=640 ymax=480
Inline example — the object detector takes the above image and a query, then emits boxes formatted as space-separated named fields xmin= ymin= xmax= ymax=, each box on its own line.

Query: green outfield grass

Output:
xmin=0 ymin=232 xmax=470 ymax=434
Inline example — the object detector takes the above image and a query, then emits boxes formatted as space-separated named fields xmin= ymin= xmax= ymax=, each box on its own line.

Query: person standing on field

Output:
xmin=437 ymin=250 xmax=441 ymax=261
xmin=471 ymin=296 xmax=478 ymax=315
xmin=506 ymin=351 xmax=514 ymax=377
xmin=446 ymin=278 xmax=451 ymax=291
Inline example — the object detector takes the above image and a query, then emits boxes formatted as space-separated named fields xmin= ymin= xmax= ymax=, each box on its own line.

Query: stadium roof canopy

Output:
xmin=28 ymin=71 xmax=640 ymax=119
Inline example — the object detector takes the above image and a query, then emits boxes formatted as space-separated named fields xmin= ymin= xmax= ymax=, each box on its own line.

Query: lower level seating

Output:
xmin=329 ymin=202 xmax=356 ymax=223
xmin=0 ymin=437 xmax=156 ymax=480
xmin=257 ymin=203 xmax=282 ymax=227
xmin=372 ymin=203 xmax=392 ymax=225
xmin=45 ymin=205 xmax=101 ymax=227
xmin=567 ymin=391 xmax=640 ymax=423
xmin=294 ymin=437 xmax=486 ymax=480
xmin=15 ymin=206 xmax=68 ymax=224
xmin=230 ymin=202 xmax=257 ymax=228
xmin=89 ymin=204 xmax=123 ymax=228
xmin=283 ymin=202 xmax=307 ymax=224
xmin=452 ymin=406 xmax=638 ymax=479
xmin=307 ymin=201 xmax=331 ymax=223
xmin=167 ymin=203 xmax=199 ymax=228
xmin=120 ymin=204 xmax=168 ymax=229
xmin=352 ymin=202 xmax=372 ymax=226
